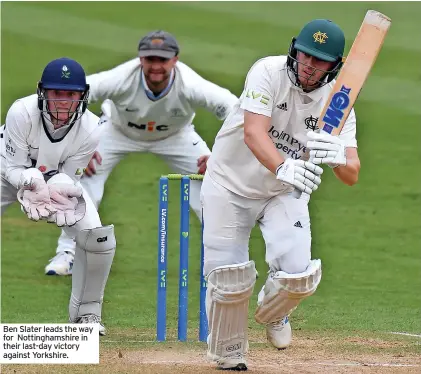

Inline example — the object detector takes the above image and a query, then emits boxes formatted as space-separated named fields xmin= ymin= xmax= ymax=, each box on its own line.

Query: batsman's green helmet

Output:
xmin=294 ymin=19 xmax=345 ymax=62
xmin=287 ymin=19 xmax=345 ymax=88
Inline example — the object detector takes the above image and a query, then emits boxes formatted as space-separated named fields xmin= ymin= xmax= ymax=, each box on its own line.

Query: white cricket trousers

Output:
xmin=200 ymin=173 xmax=312 ymax=276
xmin=57 ymin=120 xmax=211 ymax=255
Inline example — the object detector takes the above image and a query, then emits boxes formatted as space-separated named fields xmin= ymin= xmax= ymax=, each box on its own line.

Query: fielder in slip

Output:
xmin=0 ymin=58 xmax=116 ymax=335
xmin=49 ymin=30 xmax=239 ymax=276
xmin=202 ymin=12 xmax=390 ymax=370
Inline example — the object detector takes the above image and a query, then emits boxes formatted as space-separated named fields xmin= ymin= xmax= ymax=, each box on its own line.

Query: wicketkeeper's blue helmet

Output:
xmin=37 ymin=57 xmax=90 ymax=126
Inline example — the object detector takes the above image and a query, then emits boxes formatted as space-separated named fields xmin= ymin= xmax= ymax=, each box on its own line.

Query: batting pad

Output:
xmin=206 ymin=261 xmax=257 ymax=361
xmin=255 ymin=259 xmax=322 ymax=324
xmin=69 ymin=225 xmax=116 ymax=322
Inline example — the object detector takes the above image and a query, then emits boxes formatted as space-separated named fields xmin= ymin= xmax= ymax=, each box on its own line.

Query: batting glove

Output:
xmin=276 ymin=158 xmax=323 ymax=195
xmin=307 ymin=131 xmax=346 ymax=168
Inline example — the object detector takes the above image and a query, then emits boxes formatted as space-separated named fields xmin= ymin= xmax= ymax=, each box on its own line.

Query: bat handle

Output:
xmin=292 ymin=189 xmax=302 ymax=199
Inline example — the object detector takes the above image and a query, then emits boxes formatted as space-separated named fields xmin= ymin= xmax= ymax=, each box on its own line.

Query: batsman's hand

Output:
xmin=276 ymin=158 xmax=323 ymax=195
xmin=17 ymin=177 xmax=56 ymax=221
xmin=47 ymin=184 xmax=86 ymax=227
xmin=197 ymin=155 xmax=210 ymax=175
xmin=84 ymin=151 xmax=102 ymax=177
xmin=307 ymin=131 xmax=346 ymax=168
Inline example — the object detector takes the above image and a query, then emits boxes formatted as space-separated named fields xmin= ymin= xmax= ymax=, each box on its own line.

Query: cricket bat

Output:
xmin=293 ymin=10 xmax=392 ymax=198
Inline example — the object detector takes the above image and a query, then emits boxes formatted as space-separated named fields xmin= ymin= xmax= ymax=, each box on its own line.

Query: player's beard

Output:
xmin=296 ymin=58 xmax=333 ymax=91
xmin=299 ymin=75 xmax=319 ymax=91
xmin=145 ymin=70 xmax=171 ymax=88
xmin=297 ymin=67 xmax=325 ymax=91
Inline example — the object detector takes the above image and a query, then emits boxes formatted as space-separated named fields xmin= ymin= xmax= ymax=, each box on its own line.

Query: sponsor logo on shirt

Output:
xmin=128 ymin=121 xmax=169 ymax=132
xmin=267 ymin=126 xmax=306 ymax=160
xmin=5 ymin=142 xmax=16 ymax=157
xmin=75 ymin=168 xmax=85 ymax=176
xmin=245 ymin=89 xmax=270 ymax=105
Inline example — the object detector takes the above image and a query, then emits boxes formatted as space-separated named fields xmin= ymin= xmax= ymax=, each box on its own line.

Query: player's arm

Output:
xmin=332 ymin=148 xmax=360 ymax=185
xmin=240 ymin=60 xmax=284 ymax=174
xmin=87 ymin=69 xmax=118 ymax=105
xmin=242 ymin=60 xmax=323 ymax=195
xmin=4 ymin=102 xmax=55 ymax=220
xmin=4 ymin=101 xmax=35 ymax=189
xmin=61 ymin=126 xmax=102 ymax=183
xmin=86 ymin=60 xmax=136 ymax=104
xmin=183 ymin=65 xmax=239 ymax=120
xmin=243 ymin=111 xmax=285 ymax=174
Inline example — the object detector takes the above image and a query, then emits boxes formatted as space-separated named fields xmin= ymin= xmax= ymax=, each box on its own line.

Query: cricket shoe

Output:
xmin=45 ymin=251 xmax=74 ymax=275
xmin=266 ymin=316 xmax=292 ymax=349
xmin=74 ymin=314 xmax=106 ymax=336
xmin=216 ymin=353 xmax=248 ymax=371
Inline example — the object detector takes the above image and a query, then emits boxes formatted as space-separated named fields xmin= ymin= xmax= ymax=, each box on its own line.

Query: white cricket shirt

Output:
xmin=87 ymin=58 xmax=239 ymax=141
xmin=0 ymin=94 xmax=101 ymax=189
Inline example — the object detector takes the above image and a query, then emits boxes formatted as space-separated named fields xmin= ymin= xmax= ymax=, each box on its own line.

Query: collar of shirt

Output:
xmin=291 ymin=81 xmax=325 ymax=103
xmin=43 ymin=115 xmax=75 ymax=140
xmin=141 ymin=69 xmax=175 ymax=101
xmin=302 ymin=86 xmax=325 ymax=102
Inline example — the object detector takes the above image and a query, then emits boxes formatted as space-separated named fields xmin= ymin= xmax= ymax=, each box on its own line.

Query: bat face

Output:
xmin=317 ymin=10 xmax=392 ymax=136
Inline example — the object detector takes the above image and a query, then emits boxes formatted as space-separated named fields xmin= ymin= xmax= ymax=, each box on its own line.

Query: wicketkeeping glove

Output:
xmin=47 ymin=184 xmax=86 ymax=227
xmin=17 ymin=177 xmax=56 ymax=221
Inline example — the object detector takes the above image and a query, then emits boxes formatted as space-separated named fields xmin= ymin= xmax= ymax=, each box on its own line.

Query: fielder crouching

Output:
xmin=201 ymin=19 xmax=361 ymax=370
xmin=0 ymin=57 xmax=115 ymax=335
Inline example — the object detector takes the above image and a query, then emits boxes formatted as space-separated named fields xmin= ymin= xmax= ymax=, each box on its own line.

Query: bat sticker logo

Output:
xmin=321 ymin=85 xmax=352 ymax=134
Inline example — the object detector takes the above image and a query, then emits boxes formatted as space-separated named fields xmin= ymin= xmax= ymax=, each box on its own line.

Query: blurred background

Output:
xmin=1 ymin=1 xmax=420 ymax=342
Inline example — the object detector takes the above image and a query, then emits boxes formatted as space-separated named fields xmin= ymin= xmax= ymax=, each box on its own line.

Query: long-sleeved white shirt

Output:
xmin=87 ymin=58 xmax=239 ymax=141
xmin=1 ymin=94 xmax=101 ymax=189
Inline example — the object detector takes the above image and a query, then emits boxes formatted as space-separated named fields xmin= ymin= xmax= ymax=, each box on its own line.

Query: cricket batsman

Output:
xmin=1 ymin=58 xmax=116 ymax=335
xmin=201 ymin=19 xmax=361 ymax=370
